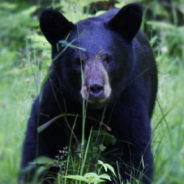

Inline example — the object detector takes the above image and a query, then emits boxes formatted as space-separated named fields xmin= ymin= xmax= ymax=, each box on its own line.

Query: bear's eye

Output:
xmin=101 ymin=54 xmax=112 ymax=63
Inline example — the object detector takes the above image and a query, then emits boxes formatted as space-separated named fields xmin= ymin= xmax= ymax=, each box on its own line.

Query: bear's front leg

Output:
xmin=19 ymin=97 xmax=61 ymax=184
xmin=19 ymin=98 xmax=51 ymax=183
xmin=109 ymin=96 xmax=153 ymax=184
xmin=19 ymin=98 xmax=39 ymax=183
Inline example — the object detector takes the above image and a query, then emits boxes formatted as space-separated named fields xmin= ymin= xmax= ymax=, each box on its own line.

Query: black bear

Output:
xmin=20 ymin=3 xmax=157 ymax=184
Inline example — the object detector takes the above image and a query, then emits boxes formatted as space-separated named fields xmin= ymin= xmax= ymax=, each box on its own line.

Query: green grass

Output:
xmin=152 ymin=51 xmax=184 ymax=183
xmin=0 ymin=0 xmax=184 ymax=183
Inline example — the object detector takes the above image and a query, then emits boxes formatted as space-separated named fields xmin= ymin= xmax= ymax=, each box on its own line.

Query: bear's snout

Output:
xmin=80 ymin=60 xmax=111 ymax=107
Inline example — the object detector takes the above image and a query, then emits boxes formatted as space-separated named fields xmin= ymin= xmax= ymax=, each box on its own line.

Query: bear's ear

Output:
xmin=108 ymin=3 xmax=142 ymax=42
xmin=39 ymin=9 xmax=74 ymax=45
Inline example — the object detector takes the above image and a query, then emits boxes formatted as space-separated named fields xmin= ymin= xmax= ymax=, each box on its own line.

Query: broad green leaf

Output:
xmin=33 ymin=156 xmax=54 ymax=166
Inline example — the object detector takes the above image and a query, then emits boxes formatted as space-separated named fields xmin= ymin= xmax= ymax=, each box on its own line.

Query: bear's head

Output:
xmin=40 ymin=3 xmax=142 ymax=109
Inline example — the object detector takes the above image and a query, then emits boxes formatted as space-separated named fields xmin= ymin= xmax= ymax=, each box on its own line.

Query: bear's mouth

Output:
xmin=87 ymin=98 xmax=108 ymax=109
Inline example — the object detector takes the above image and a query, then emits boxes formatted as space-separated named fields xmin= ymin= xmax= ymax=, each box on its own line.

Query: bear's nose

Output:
xmin=88 ymin=83 xmax=104 ymax=99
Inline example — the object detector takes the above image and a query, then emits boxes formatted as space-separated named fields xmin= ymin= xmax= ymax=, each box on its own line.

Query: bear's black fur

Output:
xmin=20 ymin=3 xmax=157 ymax=184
